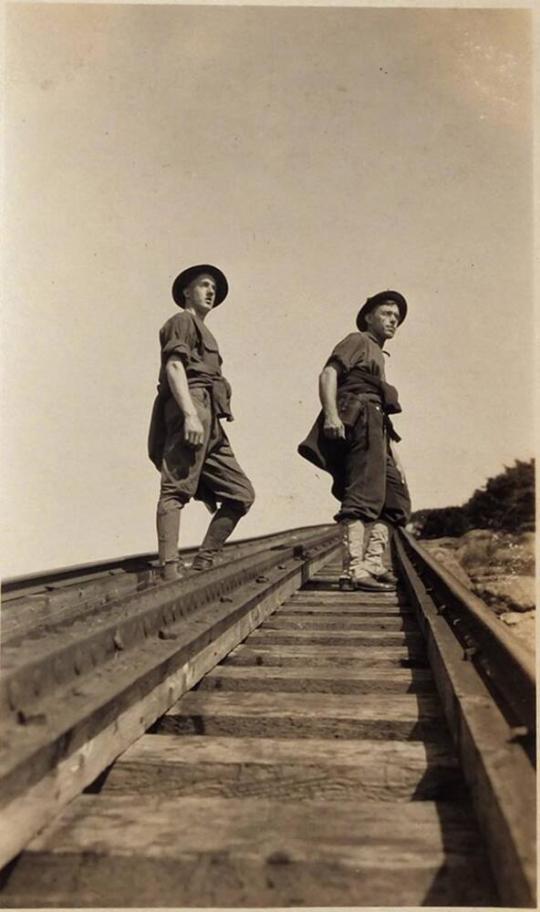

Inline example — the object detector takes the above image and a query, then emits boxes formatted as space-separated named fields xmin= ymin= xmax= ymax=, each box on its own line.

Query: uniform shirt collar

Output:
xmin=365 ymin=329 xmax=390 ymax=354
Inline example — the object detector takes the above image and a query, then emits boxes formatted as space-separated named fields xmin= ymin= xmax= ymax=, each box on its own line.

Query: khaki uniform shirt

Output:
xmin=158 ymin=311 xmax=223 ymax=392
xmin=326 ymin=330 xmax=388 ymax=389
xmin=148 ymin=311 xmax=232 ymax=471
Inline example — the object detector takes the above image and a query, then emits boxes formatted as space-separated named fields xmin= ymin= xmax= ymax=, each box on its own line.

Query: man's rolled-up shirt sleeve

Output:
xmin=325 ymin=333 xmax=367 ymax=378
xmin=160 ymin=312 xmax=197 ymax=364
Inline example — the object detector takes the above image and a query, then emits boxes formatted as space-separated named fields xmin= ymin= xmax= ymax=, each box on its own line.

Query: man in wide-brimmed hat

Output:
xmin=148 ymin=264 xmax=255 ymax=581
xmin=298 ymin=290 xmax=411 ymax=592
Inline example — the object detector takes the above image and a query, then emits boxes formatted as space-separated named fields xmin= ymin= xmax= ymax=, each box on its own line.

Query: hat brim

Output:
xmin=356 ymin=290 xmax=407 ymax=331
xmin=172 ymin=264 xmax=229 ymax=308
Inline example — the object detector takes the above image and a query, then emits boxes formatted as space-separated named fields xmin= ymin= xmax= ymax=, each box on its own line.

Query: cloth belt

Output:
xmin=190 ymin=376 xmax=233 ymax=420
xmin=338 ymin=372 xmax=402 ymax=442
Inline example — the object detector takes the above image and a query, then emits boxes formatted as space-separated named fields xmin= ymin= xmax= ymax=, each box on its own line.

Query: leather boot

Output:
xmin=161 ymin=560 xmax=182 ymax=582
xmin=352 ymin=575 xmax=396 ymax=592
xmin=339 ymin=519 xmax=396 ymax=593
xmin=193 ymin=501 xmax=245 ymax=571
xmin=157 ymin=503 xmax=181 ymax=581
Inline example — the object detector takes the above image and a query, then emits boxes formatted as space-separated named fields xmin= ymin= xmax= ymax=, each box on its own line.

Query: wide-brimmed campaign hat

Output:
xmin=356 ymin=290 xmax=407 ymax=331
xmin=172 ymin=264 xmax=229 ymax=308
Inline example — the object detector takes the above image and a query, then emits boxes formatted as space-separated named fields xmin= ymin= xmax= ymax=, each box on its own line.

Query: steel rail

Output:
xmin=1 ymin=532 xmax=336 ymax=716
xmin=394 ymin=529 xmax=536 ymax=907
xmin=0 ymin=527 xmax=341 ymax=871
xmin=396 ymin=529 xmax=535 ymax=734
xmin=1 ymin=523 xmax=334 ymax=597
xmin=1 ymin=526 xmax=336 ymax=643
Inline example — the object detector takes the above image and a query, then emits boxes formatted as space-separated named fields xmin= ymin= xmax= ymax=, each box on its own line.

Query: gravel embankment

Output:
xmin=420 ymin=529 xmax=535 ymax=653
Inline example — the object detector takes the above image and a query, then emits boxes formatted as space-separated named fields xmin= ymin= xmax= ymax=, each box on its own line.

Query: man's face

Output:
xmin=183 ymin=274 xmax=217 ymax=314
xmin=365 ymin=302 xmax=401 ymax=342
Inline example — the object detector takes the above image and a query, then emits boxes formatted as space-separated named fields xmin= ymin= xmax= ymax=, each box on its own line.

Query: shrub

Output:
xmin=411 ymin=459 xmax=534 ymax=538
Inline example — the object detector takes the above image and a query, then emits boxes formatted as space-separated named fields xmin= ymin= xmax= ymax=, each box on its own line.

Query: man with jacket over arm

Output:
xmin=298 ymin=290 xmax=411 ymax=592
xmin=148 ymin=264 xmax=255 ymax=581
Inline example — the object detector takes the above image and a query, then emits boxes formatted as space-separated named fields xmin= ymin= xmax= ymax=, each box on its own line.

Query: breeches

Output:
xmin=158 ymin=388 xmax=255 ymax=514
xmin=335 ymin=401 xmax=411 ymax=526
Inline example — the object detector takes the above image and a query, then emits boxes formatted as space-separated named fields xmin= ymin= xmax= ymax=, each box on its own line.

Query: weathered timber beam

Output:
xmin=1 ymin=530 xmax=337 ymax=718
xmin=397 ymin=529 xmax=535 ymax=733
xmin=394 ymin=532 xmax=536 ymax=908
xmin=0 ymin=532 xmax=340 ymax=871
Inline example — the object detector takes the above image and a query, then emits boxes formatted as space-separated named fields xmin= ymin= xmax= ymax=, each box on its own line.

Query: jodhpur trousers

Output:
xmin=334 ymin=400 xmax=411 ymax=526
xmin=157 ymin=388 xmax=255 ymax=514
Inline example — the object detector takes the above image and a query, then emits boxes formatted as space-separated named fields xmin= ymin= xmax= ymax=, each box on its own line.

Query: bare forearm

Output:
xmin=166 ymin=358 xmax=197 ymax=416
xmin=165 ymin=357 xmax=204 ymax=446
xmin=319 ymin=366 xmax=340 ymax=420
xmin=319 ymin=365 xmax=345 ymax=440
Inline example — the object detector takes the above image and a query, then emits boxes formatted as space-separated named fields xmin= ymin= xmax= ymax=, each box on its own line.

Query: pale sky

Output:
xmin=2 ymin=3 xmax=534 ymax=577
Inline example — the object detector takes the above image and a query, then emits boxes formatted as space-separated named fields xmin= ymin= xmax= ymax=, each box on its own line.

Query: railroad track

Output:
xmin=1 ymin=525 xmax=336 ymax=640
xmin=0 ymin=525 xmax=535 ymax=907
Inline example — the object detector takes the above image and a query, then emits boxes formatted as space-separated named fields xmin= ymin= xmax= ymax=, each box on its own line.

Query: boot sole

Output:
xmin=352 ymin=581 xmax=397 ymax=593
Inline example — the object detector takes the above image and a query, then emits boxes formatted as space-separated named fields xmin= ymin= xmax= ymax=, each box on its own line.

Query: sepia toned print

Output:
xmin=1 ymin=3 xmax=535 ymax=909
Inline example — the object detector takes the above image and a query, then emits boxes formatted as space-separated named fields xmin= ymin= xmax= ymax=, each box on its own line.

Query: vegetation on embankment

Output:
xmin=420 ymin=529 xmax=535 ymax=650
xmin=410 ymin=460 xmax=535 ymax=652
xmin=411 ymin=459 xmax=534 ymax=540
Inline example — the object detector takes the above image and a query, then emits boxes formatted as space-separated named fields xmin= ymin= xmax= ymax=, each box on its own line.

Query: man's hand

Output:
xmin=165 ymin=357 xmax=205 ymax=447
xmin=323 ymin=416 xmax=346 ymax=440
xmin=183 ymin=413 xmax=204 ymax=447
